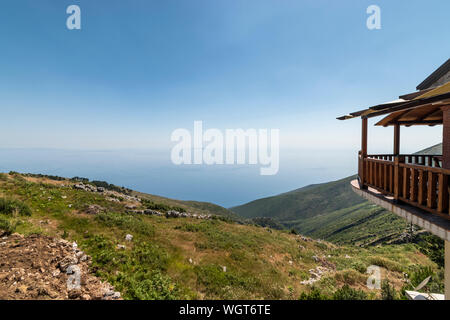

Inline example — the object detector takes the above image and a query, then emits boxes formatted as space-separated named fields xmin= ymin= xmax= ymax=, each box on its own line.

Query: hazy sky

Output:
xmin=0 ymin=1 xmax=449 ymax=205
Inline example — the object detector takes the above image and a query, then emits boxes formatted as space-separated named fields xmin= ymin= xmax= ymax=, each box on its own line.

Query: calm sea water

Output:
xmin=0 ymin=148 xmax=357 ymax=207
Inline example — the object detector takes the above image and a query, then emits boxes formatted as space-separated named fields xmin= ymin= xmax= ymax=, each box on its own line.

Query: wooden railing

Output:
xmin=358 ymin=153 xmax=450 ymax=220
xmin=367 ymin=154 xmax=442 ymax=167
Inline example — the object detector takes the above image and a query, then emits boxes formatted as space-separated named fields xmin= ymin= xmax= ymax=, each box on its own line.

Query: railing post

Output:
xmin=394 ymin=156 xmax=404 ymax=201
xmin=360 ymin=117 xmax=368 ymax=189
xmin=394 ymin=156 xmax=400 ymax=201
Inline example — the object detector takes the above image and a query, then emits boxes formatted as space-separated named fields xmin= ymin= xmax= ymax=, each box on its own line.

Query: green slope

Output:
xmin=231 ymin=176 xmax=365 ymax=220
xmin=231 ymin=176 xmax=409 ymax=246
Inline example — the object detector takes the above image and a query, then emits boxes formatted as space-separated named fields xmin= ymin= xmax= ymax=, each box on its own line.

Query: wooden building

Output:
xmin=338 ymin=58 xmax=450 ymax=299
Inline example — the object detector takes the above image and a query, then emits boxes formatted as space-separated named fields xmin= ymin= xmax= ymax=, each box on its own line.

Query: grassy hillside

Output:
xmin=0 ymin=172 xmax=443 ymax=299
xmin=231 ymin=176 xmax=365 ymax=220
xmin=231 ymin=176 xmax=409 ymax=246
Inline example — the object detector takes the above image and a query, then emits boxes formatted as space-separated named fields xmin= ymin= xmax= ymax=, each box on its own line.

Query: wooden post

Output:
xmin=394 ymin=124 xmax=400 ymax=155
xmin=442 ymin=106 xmax=450 ymax=169
xmin=442 ymin=106 xmax=450 ymax=300
xmin=446 ymin=241 xmax=450 ymax=300
xmin=361 ymin=117 xmax=368 ymax=189
xmin=362 ymin=117 xmax=368 ymax=157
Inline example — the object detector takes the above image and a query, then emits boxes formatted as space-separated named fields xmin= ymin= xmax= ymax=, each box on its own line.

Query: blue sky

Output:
xmin=0 ymin=1 xmax=449 ymax=205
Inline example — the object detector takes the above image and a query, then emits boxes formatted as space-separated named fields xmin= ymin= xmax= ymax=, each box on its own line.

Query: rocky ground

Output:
xmin=0 ymin=233 xmax=121 ymax=300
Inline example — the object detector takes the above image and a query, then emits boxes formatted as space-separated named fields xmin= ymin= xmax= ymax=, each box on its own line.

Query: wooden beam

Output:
xmin=394 ymin=124 xmax=400 ymax=155
xmin=365 ymin=94 xmax=450 ymax=118
xmin=415 ymin=106 xmax=441 ymax=122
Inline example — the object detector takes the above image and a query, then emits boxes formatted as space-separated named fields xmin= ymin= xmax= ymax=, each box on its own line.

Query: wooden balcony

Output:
xmin=358 ymin=153 xmax=450 ymax=221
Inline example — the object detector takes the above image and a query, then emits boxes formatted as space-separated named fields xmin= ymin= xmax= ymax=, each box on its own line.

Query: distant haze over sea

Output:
xmin=0 ymin=147 xmax=362 ymax=207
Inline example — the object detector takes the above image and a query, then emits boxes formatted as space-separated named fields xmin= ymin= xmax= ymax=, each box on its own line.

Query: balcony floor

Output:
xmin=351 ymin=179 xmax=450 ymax=241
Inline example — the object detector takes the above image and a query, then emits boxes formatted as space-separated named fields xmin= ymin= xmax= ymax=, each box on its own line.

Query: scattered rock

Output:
xmin=57 ymin=255 xmax=78 ymax=272
xmin=125 ymin=234 xmax=133 ymax=242
xmin=129 ymin=209 xmax=213 ymax=220
xmin=0 ymin=233 xmax=122 ymax=300
xmin=68 ymin=289 xmax=82 ymax=299
xmin=84 ymin=205 xmax=104 ymax=215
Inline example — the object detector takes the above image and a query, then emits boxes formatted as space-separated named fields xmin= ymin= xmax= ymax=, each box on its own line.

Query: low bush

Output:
xmin=368 ymin=256 xmax=403 ymax=272
xmin=332 ymin=284 xmax=367 ymax=300
xmin=95 ymin=212 xmax=154 ymax=236
xmin=298 ymin=287 xmax=330 ymax=300
xmin=82 ymin=235 xmax=179 ymax=299
xmin=0 ymin=216 xmax=15 ymax=235
xmin=381 ymin=280 xmax=397 ymax=300
xmin=0 ymin=198 xmax=32 ymax=216
xmin=416 ymin=234 xmax=444 ymax=268
xmin=118 ymin=270 xmax=181 ymax=300
xmin=141 ymin=199 xmax=186 ymax=213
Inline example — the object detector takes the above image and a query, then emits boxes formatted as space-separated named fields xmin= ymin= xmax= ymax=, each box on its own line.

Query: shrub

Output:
xmin=71 ymin=176 xmax=89 ymax=183
xmin=381 ymin=280 xmax=397 ymax=300
xmin=332 ymin=284 xmax=367 ymax=300
xmin=368 ymin=256 xmax=403 ymax=272
xmin=195 ymin=264 xmax=257 ymax=297
xmin=0 ymin=198 xmax=32 ymax=216
xmin=250 ymin=217 xmax=284 ymax=230
xmin=119 ymin=270 xmax=181 ymax=300
xmin=141 ymin=199 xmax=186 ymax=213
xmin=175 ymin=223 xmax=204 ymax=233
xmin=335 ymin=269 xmax=367 ymax=286
xmin=90 ymin=180 xmax=130 ymax=194
xmin=416 ymin=234 xmax=444 ymax=268
xmin=82 ymin=235 xmax=179 ymax=300
xmin=95 ymin=212 xmax=154 ymax=236
xmin=0 ymin=216 xmax=15 ymax=235
xmin=299 ymin=287 xmax=330 ymax=300
xmin=408 ymin=266 xmax=434 ymax=288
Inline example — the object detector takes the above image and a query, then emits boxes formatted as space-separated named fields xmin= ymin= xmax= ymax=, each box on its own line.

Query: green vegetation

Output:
xmin=0 ymin=197 xmax=32 ymax=216
xmin=416 ymin=234 xmax=445 ymax=268
xmin=298 ymin=287 xmax=329 ymax=300
xmin=0 ymin=216 xmax=15 ymax=235
xmin=249 ymin=217 xmax=284 ymax=230
xmin=299 ymin=285 xmax=367 ymax=300
xmin=231 ymin=176 xmax=409 ymax=246
xmin=0 ymin=172 xmax=444 ymax=299
xmin=381 ymin=280 xmax=397 ymax=300
xmin=90 ymin=180 xmax=132 ymax=194
xmin=141 ymin=199 xmax=186 ymax=213
xmin=332 ymin=284 xmax=367 ymax=300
